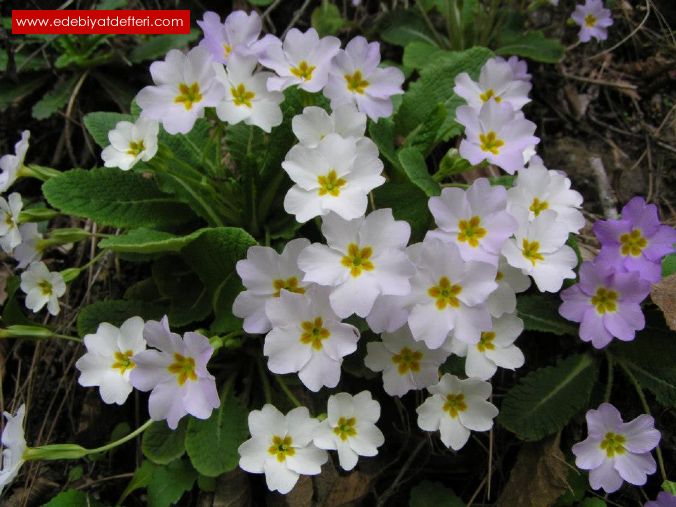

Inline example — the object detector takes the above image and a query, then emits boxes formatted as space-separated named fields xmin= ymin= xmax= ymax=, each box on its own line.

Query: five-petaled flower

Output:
xmin=197 ymin=10 xmax=262 ymax=64
xmin=20 ymin=261 xmax=66 ymax=316
xmin=0 ymin=192 xmax=24 ymax=253
xmin=101 ymin=118 xmax=159 ymax=171
xmin=571 ymin=0 xmax=614 ymax=43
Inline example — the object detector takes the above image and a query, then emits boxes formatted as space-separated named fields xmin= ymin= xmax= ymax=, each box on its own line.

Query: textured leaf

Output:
xmin=43 ymin=168 xmax=195 ymax=229
xmin=129 ymin=31 xmax=200 ymax=63
xmin=395 ymin=47 xmax=492 ymax=138
xmin=398 ymin=148 xmax=440 ymax=197
xmin=517 ymin=294 xmax=578 ymax=336
xmin=31 ymin=76 xmax=77 ymax=120
xmin=147 ymin=458 xmax=198 ymax=507
xmin=378 ymin=10 xmax=439 ymax=47
xmin=142 ymin=420 xmax=188 ymax=465
xmin=76 ymin=300 xmax=165 ymax=337
xmin=498 ymin=354 xmax=597 ymax=441
xmin=409 ymin=480 xmax=464 ymax=507
xmin=83 ymin=111 xmax=133 ymax=148
xmin=402 ymin=42 xmax=450 ymax=70
xmin=99 ymin=227 xmax=207 ymax=254
xmin=185 ymin=391 xmax=249 ymax=477
xmin=496 ymin=31 xmax=565 ymax=63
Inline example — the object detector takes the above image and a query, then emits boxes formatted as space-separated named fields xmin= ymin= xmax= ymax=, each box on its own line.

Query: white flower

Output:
xmin=364 ymin=326 xmax=449 ymax=397
xmin=507 ymin=157 xmax=585 ymax=234
xmin=255 ymin=28 xmax=340 ymax=93
xmin=0 ymin=193 xmax=23 ymax=253
xmin=446 ymin=313 xmax=525 ymax=380
xmin=0 ymin=405 xmax=27 ymax=496
xmin=502 ymin=208 xmax=578 ymax=292
xmin=101 ymin=118 xmax=158 ymax=171
xmin=215 ymin=54 xmax=284 ymax=133
xmin=292 ymin=105 xmax=366 ymax=148
xmin=487 ymin=256 xmax=531 ymax=317
xmin=454 ymin=58 xmax=532 ymax=112
xmin=282 ymin=134 xmax=385 ymax=223
xmin=298 ymin=209 xmax=414 ymax=318
xmin=313 ymin=391 xmax=384 ymax=471
xmin=323 ymin=36 xmax=405 ymax=120
xmin=233 ymin=238 xmax=311 ymax=335
xmin=75 ymin=317 xmax=146 ymax=405
xmin=493 ymin=56 xmax=531 ymax=82
xmin=136 ymin=47 xmax=224 ymax=135
xmin=239 ymin=404 xmax=327 ymax=494
xmin=456 ymin=100 xmax=539 ymax=174
xmin=263 ymin=287 xmax=360 ymax=392
xmin=197 ymin=10 xmax=261 ymax=65
xmin=12 ymin=223 xmax=43 ymax=269
xmin=0 ymin=131 xmax=29 ymax=193
xmin=406 ymin=239 xmax=497 ymax=348
xmin=426 ymin=178 xmax=517 ymax=265
xmin=416 ymin=374 xmax=498 ymax=450
xmin=20 ymin=262 xmax=66 ymax=316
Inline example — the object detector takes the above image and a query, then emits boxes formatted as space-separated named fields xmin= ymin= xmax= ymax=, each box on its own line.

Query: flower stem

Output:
xmin=618 ymin=360 xmax=667 ymax=482
xmin=274 ymin=375 xmax=302 ymax=409
xmin=255 ymin=355 xmax=273 ymax=405
xmin=86 ymin=419 xmax=154 ymax=455
xmin=603 ymin=351 xmax=613 ymax=402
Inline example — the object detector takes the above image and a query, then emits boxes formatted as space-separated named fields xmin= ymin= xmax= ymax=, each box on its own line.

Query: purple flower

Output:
xmin=572 ymin=403 xmax=660 ymax=494
xmin=646 ymin=492 xmax=676 ymax=507
xmin=493 ymin=56 xmax=531 ymax=82
xmin=129 ymin=316 xmax=219 ymax=429
xmin=593 ymin=196 xmax=676 ymax=283
xmin=197 ymin=10 xmax=262 ymax=65
xmin=571 ymin=0 xmax=613 ymax=43
xmin=559 ymin=260 xmax=651 ymax=349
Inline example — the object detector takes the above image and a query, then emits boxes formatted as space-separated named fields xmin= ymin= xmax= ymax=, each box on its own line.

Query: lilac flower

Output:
xmin=646 ymin=492 xmax=676 ymax=507
xmin=323 ymin=36 xmax=404 ymax=121
xmin=593 ymin=196 xmax=676 ymax=283
xmin=571 ymin=0 xmax=613 ymax=43
xmin=197 ymin=10 xmax=261 ymax=65
xmin=560 ymin=260 xmax=651 ymax=349
xmin=129 ymin=317 xmax=219 ymax=429
xmin=493 ymin=56 xmax=531 ymax=82
xmin=572 ymin=403 xmax=660 ymax=493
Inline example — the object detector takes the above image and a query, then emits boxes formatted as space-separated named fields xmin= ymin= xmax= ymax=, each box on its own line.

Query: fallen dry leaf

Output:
xmin=212 ymin=469 xmax=250 ymax=507
xmin=267 ymin=475 xmax=313 ymax=507
xmin=651 ymin=274 xmax=676 ymax=330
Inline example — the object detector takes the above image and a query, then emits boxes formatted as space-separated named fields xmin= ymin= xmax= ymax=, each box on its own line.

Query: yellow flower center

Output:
xmin=344 ymin=70 xmax=369 ymax=94
xmin=584 ymin=14 xmax=597 ymax=27
xmin=268 ymin=435 xmax=295 ymax=462
xmin=600 ymin=432 xmax=626 ymax=458
xmin=529 ymin=198 xmax=549 ymax=216
xmin=619 ymin=229 xmax=647 ymax=257
xmin=38 ymin=279 xmax=53 ymax=296
xmin=479 ymin=89 xmax=502 ymax=103
xmin=479 ymin=131 xmax=505 ymax=155
xmin=340 ymin=243 xmax=375 ymax=277
xmin=317 ymin=169 xmax=347 ymax=197
xmin=167 ymin=353 xmax=197 ymax=386
xmin=457 ymin=216 xmax=487 ymax=248
xmin=290 ymin=60 xmax=316 ymax=81
xmin=496 ymin=270 xmax=504 ymax=281
xmin=111 ymin=350 xmax=135 ymax=374
xmin=4 ymin=213 xmax=14 ymax=227
xmin=443 ymin=393 xmax=467 ymax=418
xmin=391 ymin=347 xmax=423 ymax=374
xmin=174 ymin=82 xmax=203 ymax=110
xmin=428 ymin=276 xmax=463 ymax=310
xmin=477 ymin=331 xmax=496 ymax=352
xmin=223 ymin=43 xmax=232 ymax=58
xmin=272 ymin=276 xmax=305 ymax=297
xmin=333 ymin=416 xmax=358 ymax=441
xmin=126 ymin=139 xmax=145 ymax=157
xmin=231 ymin=83 xmax=256 ymax=108
xmin=591 ymin=287 xmax=618 ymax=314
xmin=522 ymin=239 xmax=544 ymax=265
xmin=300 ymin=317 xmax=330 ymax=350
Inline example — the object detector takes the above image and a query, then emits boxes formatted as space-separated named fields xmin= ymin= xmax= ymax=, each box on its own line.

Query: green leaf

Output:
xmin=129 ymin=31 xmax=200 ymax=63
xmin=118 ymin=461 xmax=156 ymax=505
xmin=0 ymin=74 xmax=50 ymax=112
xmin=402 ymin=41 xmax=448 ymax=70
xmin=43 ymin=490 xmax=103 ymax=507
xmin=99 ymin=227 xmax=205 ymax=254
xmin=496 ymin=31 xmax=565 ymax=63
xmin=403 ymin=103 xmax=447 ymax=155
xmin=142 ymin=420 xmax=188 ymax=465
xmin=311 ymin=3 xmax=346 ymax=37
xmin=147 ymin=458 xmax=198 ymax=507
xmin=579 ymin=499 xmax=607 ymax=507
xmin=368 ymin=117 xmax=403 ymax=175
xmin=185 ymin=390 xmax=249 ymax=477
xmin=378 ymin=10 xmax=439 ymax=47
xmin=83 ymin=111 xmax=133 ymax=147
xmin=398 ymin=148 xmax=440 ymax=197
xmin=436 ymin=148 xmax=472 ymax=180
xmin=211 ymin=273 xmax=245 ymax=334
xmin=43 ymin=168 xmax=196 ymax=229
xmin=93 ymin=71 xmax=137 ymax=111
xmin=498 ymin=354 xmax=598 ymax=441
xmin=31 ymin=76 xmax=78 ymax=120
xmin=517 ymin=294 xmax=578 ymax=336
xmin=395 ymin=47 xmax=493 ymax=139
xmin=373 ymin=182 xmax=432 ymax=242
xmin=247 ymin=0 xmax=274 ymax=5
xmin=409 ymin=480 xmax=465 ymax=506
xmin=663 ymin=253 xmax=676 ymax=277
xmin=76 ymin=300 xmax=165 ymax=337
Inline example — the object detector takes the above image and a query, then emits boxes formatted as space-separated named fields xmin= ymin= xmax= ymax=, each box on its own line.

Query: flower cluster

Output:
xmin=560 ymin=197 xmax=676 ymax=349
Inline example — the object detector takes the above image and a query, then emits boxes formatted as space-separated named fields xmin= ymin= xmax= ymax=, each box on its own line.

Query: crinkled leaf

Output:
xmin=378 ymin=10 xmax=439 ymax=47
xmin=83 ymin=111 xmax=133 ymax=148
xmin=99 ymin=227 xmax=206 ymax=254
xmin=311 ymin=3 xmax=346 ymax=37
xmin=496 ymin=31 xmax=564 ymax=64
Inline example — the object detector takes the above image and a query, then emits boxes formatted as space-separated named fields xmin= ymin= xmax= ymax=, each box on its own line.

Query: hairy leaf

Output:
xmin=378 ymin=10 xmax=439 ymax=47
